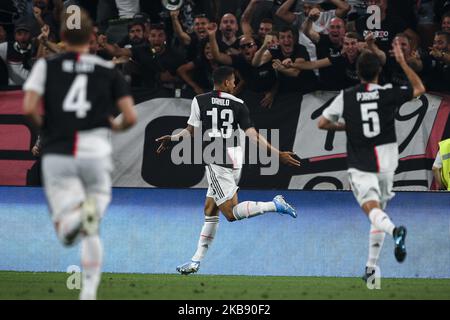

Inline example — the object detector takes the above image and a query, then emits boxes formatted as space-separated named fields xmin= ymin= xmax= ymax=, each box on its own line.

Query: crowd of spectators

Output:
xmin=1 ymin=0 xmax=450 ymax=105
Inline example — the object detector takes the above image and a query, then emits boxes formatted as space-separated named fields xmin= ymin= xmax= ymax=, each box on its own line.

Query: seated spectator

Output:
xmin=177 ymin=40 xmax=219 ymax=95
xmin=277 ymin=0 xmax=351 ymax=60
xmin=98 ymin=23 xmax=184 ymax=89
xmin=117 ymin=20 xmax=147 ymax=49
xmin=170 ymin=11 xmax=210 ymax=61
xmin=293 ymin=32 xmax=385 ymax=89
xmin=349 ymin=0 xmax=419 ymax=54
xmin=208 ymin=24 xmax=278 ymax=108
xmin=384 ymin=33 xmax=423 ymax=86
xmin=423 ymin=31 xmax=450 ymax=92
xmin=442 ymin=11 xmax=450 ymax=32
xmin=252 ymin=27 xmax=318 ymax=94
xmin=304 ymin=16 xmax=346 ymax=89
xmin=218 ymin=13 xmax=240 ymax=54
xmin=0 ymin=20 xmax=33 ymax=85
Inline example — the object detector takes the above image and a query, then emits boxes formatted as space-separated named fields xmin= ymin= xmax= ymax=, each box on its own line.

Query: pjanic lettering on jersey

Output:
xmin=211 ymin=97 xmax=230 ymax=106
xmin=357 ymin=91 xmax=379 ymax=101
xmin=62 ymin=60 xmax=95 ymax=73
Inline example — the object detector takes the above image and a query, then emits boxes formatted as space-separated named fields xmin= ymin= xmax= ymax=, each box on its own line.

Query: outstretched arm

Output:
xmin=155 ymin=125 xmax=195 ymax=154
xmin=245 ymin=127 xmax=301 ymax=167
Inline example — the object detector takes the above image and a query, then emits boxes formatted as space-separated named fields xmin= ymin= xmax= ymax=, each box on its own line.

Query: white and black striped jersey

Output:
xmin=323 ymin=83 xmax=414 ymax=172
xmin=23 ymin=52 xmax=131 ymax=157
xmin=188 ymin=90 xmax=254 ymax=168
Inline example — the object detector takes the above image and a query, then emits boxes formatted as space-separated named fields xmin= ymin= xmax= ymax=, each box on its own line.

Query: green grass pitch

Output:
xmin=1 ymin=272 xmax=449 ymax=300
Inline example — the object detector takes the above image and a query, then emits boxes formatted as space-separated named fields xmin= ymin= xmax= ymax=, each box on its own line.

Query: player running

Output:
xmin=156 ymin=66 xmax=301 ymax=275
xmin=317 ymin=41 xmax=425 ymax=284
xmin=23 ymin=10 xmax=137 ymax=299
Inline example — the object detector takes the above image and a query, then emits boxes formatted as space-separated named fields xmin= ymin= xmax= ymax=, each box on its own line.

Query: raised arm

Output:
xmin=275 ymin=0 xmax=297 ymax=24
xmin=170 ymin=10 xmax=192 ymax=46
xmin=365 ymin=32 xmax=386 ymax=65
xmin=241 ymin=0 xmax=258 ymax=36
xmin=208 ymin=23 xmax=232 ymax=65
xmin=252 ymin=34 xmax=274 ymax=66
xmin=302 ymin=9 xmax=321 ymax=44
xmin=393 ymin=39 xmax=425 ymax=97
xmin=330 ymin=0 xmax=351 ymax=18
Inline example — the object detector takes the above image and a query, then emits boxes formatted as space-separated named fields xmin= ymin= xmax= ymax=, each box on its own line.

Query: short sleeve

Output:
xmin=23 ymin=58 xmax=47 ymax=95
xmin=111 ymin=69 xmax=131 ymax=101
xmin=237 ymin=103 xmax=254 ymax=131
xmin=322 ymin=90 xmax=344 ymax=122
xmin=187 ymin=97 xmax=201 ymax=127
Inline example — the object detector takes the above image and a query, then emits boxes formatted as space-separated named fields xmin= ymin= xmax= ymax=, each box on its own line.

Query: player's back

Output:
xmin=341 ymin=83 xmax=413 ymax=172
xmin=189 ymin=90 xmax=253 ymax=167
xmin=26 ymin=52 xmax=129 ymax=156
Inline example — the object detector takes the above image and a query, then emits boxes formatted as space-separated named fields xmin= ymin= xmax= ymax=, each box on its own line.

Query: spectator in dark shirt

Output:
xmin=423 ymin=31 xmax=450 ymax=92
xmin=177 ymin=40 xmax=219 ymax=94
xmin=30 ymin=0 xmax=63 ymax=40
xmin=218 ymin=13 xmax=240 ymax=54
xmin=350 ymin=0 xmax=419 ymax=53
xmin=304 ymin=16 xmax=346 ymax=89
xmin=384 ymin=33 xmax=423 ymax=86
xmin=117 ymin=21 xmax=147 ymax=49
xmin=171 ymin=11 xmax=210 ymax=61
xmin=98 ymin=24 xmax=184 ymax=89
xmin=292 ymin=32 xmax=386 ymax=90
xmin=252 ymin=27 xmax=318 ymax=94
xmin=241 ymin=0 xmax=273 ymax=43
xmin=208 ymin=24 xmax=278 ymax=108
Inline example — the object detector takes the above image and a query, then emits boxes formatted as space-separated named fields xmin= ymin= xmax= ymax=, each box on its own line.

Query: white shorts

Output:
xmin=42 ymin=154 xmax=113 ymax=222
xmin=205 ymin=164 xmax=241 ymax=206
xmin=348 ymin=168 xmax=395 ymax=208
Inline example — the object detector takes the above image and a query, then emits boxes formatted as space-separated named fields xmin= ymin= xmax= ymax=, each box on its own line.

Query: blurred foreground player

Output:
xmin=318 ymin=42 xmax=425 ymax=285
xmin=156 ymin=66 xmax=300 ymax=275
xmin=23 ymin=10 xmax=137 ymax=299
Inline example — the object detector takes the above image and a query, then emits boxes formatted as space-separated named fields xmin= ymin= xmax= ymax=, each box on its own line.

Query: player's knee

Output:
xmin=222 ymin=209 xmax=236 ymax=222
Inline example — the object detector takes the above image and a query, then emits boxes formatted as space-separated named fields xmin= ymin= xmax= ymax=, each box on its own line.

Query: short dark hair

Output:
xmin=128 ymin=21 xmax=145 ymax=32
xmin=435 ymin=31 xmax=450 ymax=43
xmin=260 ymin=18 xmax=273 ymax=25
xmin=212 ymin=66 xmax=234 ymax=85
xmin=61 ymin=9 xmax=93 ymax=45
xmin=356 ymin=51 xmax=382 ymax=82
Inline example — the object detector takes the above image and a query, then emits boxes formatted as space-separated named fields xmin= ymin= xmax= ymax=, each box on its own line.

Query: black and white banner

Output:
xmin=111 ymin=92 xmax=450 ymax=190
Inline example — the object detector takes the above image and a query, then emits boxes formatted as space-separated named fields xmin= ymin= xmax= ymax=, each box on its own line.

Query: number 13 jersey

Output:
xmin=188 ymin=90 xmax=254 ymax=168
xmin=23 ymin=52 xmax=131 ymax=157
xmin=322 ymin=83 xmax=414 ymax=173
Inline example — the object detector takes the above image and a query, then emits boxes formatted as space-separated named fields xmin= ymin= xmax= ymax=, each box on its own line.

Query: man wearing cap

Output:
xmin=0 ymin=21 xmax=34 ymax=85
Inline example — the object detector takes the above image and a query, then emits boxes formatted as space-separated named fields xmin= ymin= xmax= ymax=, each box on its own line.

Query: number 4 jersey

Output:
xmin=322 ymin=83 xmax=414 ymax=173
xmin=187 ymin=90 xmax=254 ymax=168
xmin=23 ymin=52 xmax=131 ymax=157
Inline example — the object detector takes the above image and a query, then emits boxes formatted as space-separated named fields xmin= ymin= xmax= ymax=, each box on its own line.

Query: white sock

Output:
xmin=80 ymin=235 xmax=103 ymax=300
xmin=57 ymin=209 xmax=82 ymax=245
xmin=192 ymin=216 xmax=219 ymax=262
xmin=368 ymin=208 xmax=395 ymax=236
xmin=366 ymin=224 xmax=386 ymax=268
xmin=232 ymin=201 xmax=277 ymax=220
